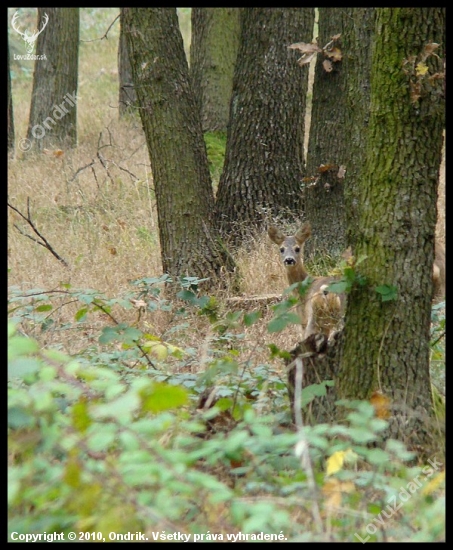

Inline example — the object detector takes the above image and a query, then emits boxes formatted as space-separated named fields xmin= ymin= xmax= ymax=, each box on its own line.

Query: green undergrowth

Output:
xmin=8 ymin=273 xmax=445 ymax=541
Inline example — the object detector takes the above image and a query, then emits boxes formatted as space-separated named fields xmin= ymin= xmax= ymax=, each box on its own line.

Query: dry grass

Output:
xmin=8 ymin=8 xmax=445 ymax=363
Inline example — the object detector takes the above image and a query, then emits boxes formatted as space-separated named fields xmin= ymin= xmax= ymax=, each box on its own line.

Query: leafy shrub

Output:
xmin=8 ymin=278 xmax=445 ymax=541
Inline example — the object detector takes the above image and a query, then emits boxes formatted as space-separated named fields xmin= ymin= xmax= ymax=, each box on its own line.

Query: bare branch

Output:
xmin=67 ymin=160 xmax=96 ymax=184
xmin=80 ymin=13 xmax=120 ymax=43
xmin=8 ymin=199 xmax=69 ymax=267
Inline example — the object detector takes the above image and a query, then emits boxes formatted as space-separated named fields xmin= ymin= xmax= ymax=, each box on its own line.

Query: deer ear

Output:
xmin=295 ymin=222 xmax=311 ymax=244
xmin=268 ymin=225 xmax=285 ymax=245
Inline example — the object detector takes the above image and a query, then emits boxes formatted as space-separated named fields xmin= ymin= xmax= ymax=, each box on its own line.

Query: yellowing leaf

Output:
xmin=64 ymin=457 xmax=82 ymax=488
xmin=326 ymin=450 xmax=346 ymax=476
xmin=322 ymin=478 xmax=356 ymax=509
xmin=142 ymin=339 xmax=185 ymax=360
xmin=416 ymin=62 xmax=429 ymax=76
xmin=140 ymin=381 xmax=188 ymax=413
xmin=421 ymin=471 xmax=445 ymax=495
xmin=326 ymin=449 xmax=357 ymax=476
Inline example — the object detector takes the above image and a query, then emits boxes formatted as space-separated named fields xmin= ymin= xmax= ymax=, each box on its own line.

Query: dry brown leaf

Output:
xmin=288 ymin=41 xmax=321 ymax=55
xmin=289 ymin=41 xmax=322 ymax=66
xmin=337 ymin=165 xmax=346 ymax=179
xmin=323 ymin=59 xmax=333 ymax=72
xmin=323 ymin=478 xmax=356 ymax=509
xmin=318 ymin=163 xmax=336 ymax=173
xmin=297 ymin=52 xmax=317 ymax=66
xmin=370 ymin=390 xmax=391 ymax=419
xmin=326 ymin=47 xmax=342 ymax=62
xmin=131 ymin=299 xmax=147 ymax=309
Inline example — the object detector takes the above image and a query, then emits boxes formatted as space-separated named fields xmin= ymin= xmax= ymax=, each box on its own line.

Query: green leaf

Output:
xmin=364 ymin=447 xmax=390 ymax=465
xmin=99 ymin=326 xmax=119 ymax=344
xmin=35 ymin=304 xmax=53 ymax=312
xmin=8 ymin=336 xmax=39 ymax=361
xmin=140 ymin=382 xmax=188 ymax=413
xmin=268 ymin=312 xmax=300 ymax=333
xmin=75 ymin=307 xmax=88 ymax=322
xmin=375 ymin=284 xmax=398 ymax=302
xmin=8 ymin=357 xmax=41 ymax=379
xmin=327 ymin=280 xmax=349 ymax=294
xmin=71 ymin=399 xmax=92 ymax=433
xmin=243 ymin=310 xmax=261 ymax=327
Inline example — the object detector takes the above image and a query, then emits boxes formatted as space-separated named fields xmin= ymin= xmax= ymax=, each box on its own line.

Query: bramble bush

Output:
xmin=8 ymin=276 xmax=445 ymax=541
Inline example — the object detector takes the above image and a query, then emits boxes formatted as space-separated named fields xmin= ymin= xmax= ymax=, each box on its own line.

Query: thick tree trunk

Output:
xmin=122 ymin=8 xmax=235 ymax=286
xmin=338 ymin=8 xmax=445 ymax=454
xmin=26 ymin=8 xmax=79 ymax=151
xmin=215 ymin=8 xmax=315 ymax=245
xmin=305 ymin=8 xmax=375 ymax=258
xmin=190 ymin=8 xmax=240 ymax=133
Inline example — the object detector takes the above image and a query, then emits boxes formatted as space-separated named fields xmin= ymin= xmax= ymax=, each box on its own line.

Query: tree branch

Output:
xmin=8 ymin=198 xmax=69 ymax=267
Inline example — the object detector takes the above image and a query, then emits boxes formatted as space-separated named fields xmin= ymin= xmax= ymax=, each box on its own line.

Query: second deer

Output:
xmin=268 ymin=222 xmax=345 ymax=341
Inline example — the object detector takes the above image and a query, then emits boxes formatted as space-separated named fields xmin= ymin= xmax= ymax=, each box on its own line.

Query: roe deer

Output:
xmin=433 ymin=240 xmax=445 ymax=303
xmin=268 ymin=222 xmax=346 ymax=341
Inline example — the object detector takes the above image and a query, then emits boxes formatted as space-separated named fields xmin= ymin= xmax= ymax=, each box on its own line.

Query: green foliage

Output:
xmin=8 ymin=277 xmax=445 ymax=541
xmin=375 ymin=284 xmax=398 ymax=302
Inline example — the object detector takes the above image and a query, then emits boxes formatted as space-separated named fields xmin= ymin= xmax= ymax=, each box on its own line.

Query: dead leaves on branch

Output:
xmin=402 ymin=42 xmax=445 ymax=104
xmin=288 ymin=34 xmax=342 ymax=71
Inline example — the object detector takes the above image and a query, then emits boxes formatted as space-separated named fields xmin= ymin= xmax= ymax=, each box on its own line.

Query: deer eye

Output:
xmin=280 ymin=247 xmax=285 ymax=253
xmin=294 ymin=247 xmax=300 ymax=253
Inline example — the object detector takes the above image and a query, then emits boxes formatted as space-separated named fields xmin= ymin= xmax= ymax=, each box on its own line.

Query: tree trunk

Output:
xmin=190 ymin=8 xmax=240 ymax=133
xmin=26 ymin=8 xmax=79 ymax=151
xmin=215 ymin=8 xmax=315 ymax=245
xmin=338 ymin=8 xmax=445 ymax=454
xmin=8 ymin=39 xmax=15 ymax=154
xmin=122 ymin=8 xmax=235 ymax=286
xmin=118 ymin=10 xmax=137 ymax=117
xmin=305 ymin=8 xmax=375 ymax=258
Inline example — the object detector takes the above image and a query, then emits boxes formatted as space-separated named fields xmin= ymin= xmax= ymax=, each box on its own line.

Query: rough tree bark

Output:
xmin=26 ymin=8 xmax=79 ymax=151
xmin=8 ymin=39 xmax=15 ymax=154
xmin=190 ymin=8 xmax=240 ymax=133
xmin=215 ymin=8 xmax=315 ymax=246
xmin=122 ymin=8 xmax=235 ymax=286
xmin=304 ymin=8 xmax=375 ymax=258
xmin=118 ymin=10 xmax=137 ymax=117
xmin=337 ymin=7 xmax=445 ymax=454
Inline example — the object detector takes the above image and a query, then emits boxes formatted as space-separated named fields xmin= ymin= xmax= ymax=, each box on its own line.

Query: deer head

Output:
xmin=268 ymin=221 xmax=345 ymax=341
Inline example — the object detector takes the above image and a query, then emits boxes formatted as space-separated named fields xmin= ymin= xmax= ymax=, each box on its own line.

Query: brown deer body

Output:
xmin=268 ymin=222 xmax=345 ymax=341
xmin=433 ymin=240 xmax=445 ymax=303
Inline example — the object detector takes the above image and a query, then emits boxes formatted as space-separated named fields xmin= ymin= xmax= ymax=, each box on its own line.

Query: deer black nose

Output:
xmin=284 ymin=258 xmax=296 ymax=265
